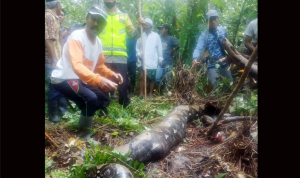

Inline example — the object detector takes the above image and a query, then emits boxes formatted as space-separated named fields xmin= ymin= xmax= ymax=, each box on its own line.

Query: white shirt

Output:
xmin=244 ymin=19 xmax=258 ymax=44
xmin=136 ymin=31 xmax=163 ymax=69
xmin=51 ymin=29 xmax=114 ymax=87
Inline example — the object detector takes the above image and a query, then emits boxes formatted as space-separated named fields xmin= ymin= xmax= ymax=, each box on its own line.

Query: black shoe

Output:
xmin=48 ymin=101 xmax=61 ymax=123
xmin=57 ymin=97 xmax=69 ymax=116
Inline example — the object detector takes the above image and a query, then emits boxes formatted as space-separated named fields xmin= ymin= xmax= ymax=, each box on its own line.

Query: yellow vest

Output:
xmin=99 ymin=13 xmax=128 ymax=57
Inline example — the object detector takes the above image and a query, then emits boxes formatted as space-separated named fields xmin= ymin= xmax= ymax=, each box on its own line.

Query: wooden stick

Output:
xmin=138 ymin=1 xmax=147 ymax=100
xmin=45 ymin=132 xmax=59 ymax=148
xmin=207 ymin=44 xmax=258 ymax=137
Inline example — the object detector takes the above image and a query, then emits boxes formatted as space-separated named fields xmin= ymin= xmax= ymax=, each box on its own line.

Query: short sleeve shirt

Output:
xmin=160 ymin=36 xmax=179 ymax=64
xmin=244 ymin=19 xmax=258 ymax=44
xmin=45 ymin=10 xmax=63 ymax=68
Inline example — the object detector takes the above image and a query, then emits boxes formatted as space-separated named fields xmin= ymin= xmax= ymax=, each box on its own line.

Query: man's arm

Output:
xmin=192 ymin=33 xmax=206 ymax=63
xmin=244 ymin=36 xmax=255 ymax=53
xmin=244 ymin=21 xmax=255 ymax=53
xmin=45 ymin=16 xmax=58 ymax=64
xmin=126 ymin=16 xmax=140 ymax=40
xmin=94 ymin=53 xmax=115 ymax=79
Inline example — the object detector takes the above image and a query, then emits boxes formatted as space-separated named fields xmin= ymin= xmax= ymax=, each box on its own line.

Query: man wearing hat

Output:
xmin=136 ymin=18 xmax=163 ymax=99
xmin=192 ymin=10 xmax=233 ymax=88
xmin=45 ymin=0 xmax=69 ymax=123
xmin=99 ymin=0 xmax=144 ymax=107
xmin=51 ymin=5 xmax=123 ymax=142
xmin=156 ymin=24 xmax=179 ymax=88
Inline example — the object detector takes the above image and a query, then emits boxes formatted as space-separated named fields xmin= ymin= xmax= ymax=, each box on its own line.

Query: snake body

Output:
xmin=77 ymin=105 xmax=204 ymax=177
xmin=113 ymin=105 xmax=203 ymax=162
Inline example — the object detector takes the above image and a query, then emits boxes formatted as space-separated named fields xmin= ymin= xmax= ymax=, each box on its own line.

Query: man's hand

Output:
xmin=98 ymin=78 xmax=118 ymax=93
xmin=192 ymin=60 xmax=200 ymax=68
xmin=112 ymin=73 xmax=123 ymax=84
xmin=159 ymin=61 xmax=163 ymax=67
xmin=138 ymin=17 xmax=145 ymax=25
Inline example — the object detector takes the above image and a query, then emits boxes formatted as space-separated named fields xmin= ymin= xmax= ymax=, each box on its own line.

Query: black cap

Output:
xmin=157 ymin=24 xmax=170 ymax=31
xmin=88 ymin=5 xmax=108 ymax=23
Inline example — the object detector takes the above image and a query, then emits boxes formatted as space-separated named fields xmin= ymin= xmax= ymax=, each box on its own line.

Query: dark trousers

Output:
xmin=53 ymin=79 xmax=109 ymax=117
xmin=46 ymin=68 xmax=64 ymax=102
xmin=127 ymin=61 xmax=136 ymax=93
xmin=105 ymin=63 xmax=130 ymax=106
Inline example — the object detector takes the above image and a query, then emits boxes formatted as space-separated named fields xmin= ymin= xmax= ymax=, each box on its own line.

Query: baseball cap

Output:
xmin=88 ymin=5 xmax=108 ymax=23
xmin=206 ymin=10 xmax=219 ymax=20
xmin=157 ymin=24 xmax=170 ymax=31
xmin=144 ymin=18 xmax=153 ymax=26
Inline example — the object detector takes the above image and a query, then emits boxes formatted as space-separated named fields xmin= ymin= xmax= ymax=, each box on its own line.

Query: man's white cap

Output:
xmin=145 ymin=18 xmax=153 ymax=26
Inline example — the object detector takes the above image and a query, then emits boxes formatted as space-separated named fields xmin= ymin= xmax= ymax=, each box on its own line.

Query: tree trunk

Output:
xmin=232 ymin=0 xmax=248 ymax=46
xmin=222 ymin=38 xmax=257 ymax=80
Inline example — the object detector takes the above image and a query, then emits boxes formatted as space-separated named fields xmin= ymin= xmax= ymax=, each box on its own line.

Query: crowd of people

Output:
xmin=45 ymin=0 xmax=257 ymax=143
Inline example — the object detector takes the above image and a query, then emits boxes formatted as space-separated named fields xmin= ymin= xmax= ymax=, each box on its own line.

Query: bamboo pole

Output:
xmin=138 ymin=1 xmax=147 ymax=100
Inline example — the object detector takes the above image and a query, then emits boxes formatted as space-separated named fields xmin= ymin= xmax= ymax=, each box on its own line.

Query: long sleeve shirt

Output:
xmin=136 ymin=31 xmax=163 ymax=69
xmin=192 ymin=26 xmax=227 ymax=68
xmin=51 ymin=29 xmax=115 ymax=87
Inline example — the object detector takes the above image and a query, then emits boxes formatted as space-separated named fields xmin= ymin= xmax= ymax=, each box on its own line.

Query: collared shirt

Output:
xmin=192 ymin=26 xmax=227 ymax=68
xmin=45 ymin=9 xmax=63 ymax=68
xmin=136 ymin=31 xmax=163 ymax=69
xmin=104 ymin=8 xmax=140 ymax=64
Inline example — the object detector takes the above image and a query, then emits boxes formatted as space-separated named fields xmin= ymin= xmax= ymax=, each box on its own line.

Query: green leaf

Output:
xmin=45 ymin=160 xmax=53 ymax=169
xmin=129 ymin=160 xmax=134 ymax=167
xmin=138 ymin=163 xmax=145 ymax=170
xmin=82 ymin=164 xmax=97 ymax=170
xmin=217 ymin=173 xmax=226 ymax=178
xmin=111 ymin=131 xmax=119 ymax=135
xmin=134 ymin=160 xmax=139 ymax=169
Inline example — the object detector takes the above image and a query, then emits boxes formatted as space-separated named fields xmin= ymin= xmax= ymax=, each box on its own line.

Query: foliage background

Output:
xmin=58 ymin=0 xmax=257 ymax=65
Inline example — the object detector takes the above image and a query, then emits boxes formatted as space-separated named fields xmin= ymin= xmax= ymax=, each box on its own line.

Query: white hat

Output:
xmin=144 ymin=18 xmax=153 ymax=26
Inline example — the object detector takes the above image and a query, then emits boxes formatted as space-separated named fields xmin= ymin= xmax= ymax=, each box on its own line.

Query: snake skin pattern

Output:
xmin=114 ymin=105 xmax=203 ymax=163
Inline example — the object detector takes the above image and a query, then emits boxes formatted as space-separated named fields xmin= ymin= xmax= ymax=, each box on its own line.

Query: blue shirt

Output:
xmin=192 ymin=26 xmax=227 ymax=68
xmin=126 ymin=38 xmax=137 ymax=63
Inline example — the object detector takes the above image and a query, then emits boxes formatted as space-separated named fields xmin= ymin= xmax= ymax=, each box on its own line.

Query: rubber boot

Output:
xmin=57 ymin=96 xmax=70 ymax=116
xmin=48 ymin=101 xmax=61 ymax=123
xmin=77 ymin=115 xmax=99 ymax=145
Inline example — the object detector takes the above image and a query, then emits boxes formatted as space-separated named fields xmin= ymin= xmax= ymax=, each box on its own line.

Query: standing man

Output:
xmin=136 ymin=18 xmax=163 ymax=99
xmin=244 ymin=18 xmax=258 ymax=55
xmin=156 ymin=24 xmax=179 ymax=88
xmin=51 ymin=5 xmax=122 ymax=142
xmin=99 ymin=0 xmax=143 ymax=107
xmin=192 ymin=10 xmax=233 ymax=88
xmin=45 ymin=0 xmax=69 ymax=123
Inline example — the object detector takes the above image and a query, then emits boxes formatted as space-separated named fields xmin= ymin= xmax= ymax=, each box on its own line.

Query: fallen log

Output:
xmin=114 ymin=105 xmax=204 ymax=163
xmin=202 ymin=115 xmax=258 ymax=125
xmin=222 ymin=38 xmax=257 ymax=80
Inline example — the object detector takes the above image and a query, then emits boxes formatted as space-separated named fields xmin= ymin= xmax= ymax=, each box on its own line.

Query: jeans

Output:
xmin=155 ymin=62 xmax=173 ymax=85
xmin=207 ymin=65 xmax=233 ymax=88
xmin=53 ymin=80 xmax=109 ymax=117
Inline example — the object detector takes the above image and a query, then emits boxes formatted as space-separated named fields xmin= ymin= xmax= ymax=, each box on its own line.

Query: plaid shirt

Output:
xmin=45 ymin=9 xmax=62 ymax=68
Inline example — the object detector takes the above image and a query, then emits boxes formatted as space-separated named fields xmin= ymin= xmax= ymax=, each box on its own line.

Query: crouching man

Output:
xmin=51 ymin=5 xmax=123 ymax=142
